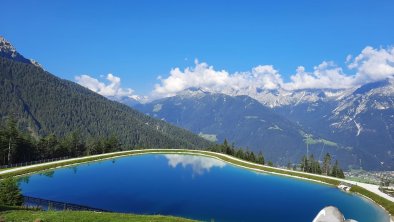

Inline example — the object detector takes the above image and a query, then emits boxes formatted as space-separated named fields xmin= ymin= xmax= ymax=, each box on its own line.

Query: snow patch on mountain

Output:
xmin=353 ymin=120 xmax=362 ymax=136
xmin=153 ymin=104 xmax=163 ymax=112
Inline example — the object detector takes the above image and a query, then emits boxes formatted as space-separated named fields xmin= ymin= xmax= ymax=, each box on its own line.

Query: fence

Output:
xmin=23 ymin=195 xmax=109 ymax=212
xmin=0 ymin=157 xmax=69 ymax=169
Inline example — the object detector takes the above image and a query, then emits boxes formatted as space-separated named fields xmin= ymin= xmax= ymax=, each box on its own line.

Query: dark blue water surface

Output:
xmin=19 ymin=154 xmax=389 ymax=222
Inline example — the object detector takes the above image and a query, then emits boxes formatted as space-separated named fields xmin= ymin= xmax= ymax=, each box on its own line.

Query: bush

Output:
xmin=0 ymin=177 xmax=23 ymax=206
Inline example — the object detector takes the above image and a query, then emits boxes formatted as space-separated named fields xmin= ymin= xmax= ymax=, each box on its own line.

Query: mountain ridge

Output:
xmin=0 ymin=36 xmax=43 ymax=69
xmin=134 ymin=90 xmax=357 ymax=167
xmin=133 ymin=82 xmax=394 ymax=170
xmin=0 ymin=37 xmax=212 ymax=150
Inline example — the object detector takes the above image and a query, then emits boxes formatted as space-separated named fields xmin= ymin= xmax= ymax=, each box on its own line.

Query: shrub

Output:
xmin=0 ymin=177 xmax=23 ymax=206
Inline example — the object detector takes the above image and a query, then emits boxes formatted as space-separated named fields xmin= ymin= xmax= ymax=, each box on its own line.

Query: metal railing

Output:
xmin=0 ymin=157 xmax=69 ymax=169
xmin=23 ymin=195 xmax=109 ymax=212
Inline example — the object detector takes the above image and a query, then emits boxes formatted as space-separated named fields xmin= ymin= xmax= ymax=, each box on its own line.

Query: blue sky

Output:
xmin=1 ymin=0 xmax=394 ymax=96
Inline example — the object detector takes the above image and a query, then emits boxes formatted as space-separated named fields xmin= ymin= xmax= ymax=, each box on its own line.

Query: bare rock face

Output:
xmin=313 ymin=206 xmax=358 ymax=222
xmin=0 ymin=36 xmax=43 ymax=69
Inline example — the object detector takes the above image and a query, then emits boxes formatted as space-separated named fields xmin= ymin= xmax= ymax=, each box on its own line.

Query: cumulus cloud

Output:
xmin=349 ymin=46 xmax=394 ymax=84
xmin=151 ymin=60 xmax=348 ymax=98
xmin=152 ymin=46 xmax=394 ymax=99
xmin=152 ymin=61 xmax=283 ymax=98
xmin=153 ymin=60 xmax=230 ymax=97
xmin=284 ymin=62 xmax=354 ymax=90
xmin=75 ymin=73 xmax=136 ymax=98
xmin=74 ymin=46 xmax=394 ymax=101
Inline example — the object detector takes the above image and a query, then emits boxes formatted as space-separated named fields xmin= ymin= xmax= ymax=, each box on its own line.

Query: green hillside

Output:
xmin=0 ymin=57 xmax=212 ymax=150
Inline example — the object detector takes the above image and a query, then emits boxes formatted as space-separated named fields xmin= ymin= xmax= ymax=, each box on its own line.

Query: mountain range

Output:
xmin=133 ymin=79 xmax=394 ymax=170
xmin=134 ymin=88 xmax=357 ymax=167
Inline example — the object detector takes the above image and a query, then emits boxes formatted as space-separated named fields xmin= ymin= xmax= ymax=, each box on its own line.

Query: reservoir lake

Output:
xmin=19 ymin=154 xmax=390 ymax=222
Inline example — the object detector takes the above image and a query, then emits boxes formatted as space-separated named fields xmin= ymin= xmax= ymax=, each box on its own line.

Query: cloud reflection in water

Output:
xmin=164 ymin=154 xmax=226 ymax=175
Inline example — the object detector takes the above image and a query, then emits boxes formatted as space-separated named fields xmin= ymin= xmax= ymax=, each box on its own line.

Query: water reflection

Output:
xmin=40 ymin=170 xmax=55 ymax=178
xmin=164 ymin=154 xmax=225 ymax=175
xmin=18 ymin=176 xmax=30 ymax=184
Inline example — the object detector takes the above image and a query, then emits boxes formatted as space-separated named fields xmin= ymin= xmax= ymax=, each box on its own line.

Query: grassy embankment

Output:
xmin=0 ymin=149 xmax=393 ymax=219
xmin=350 ymin=185 xmax=394 ymax=216
xmin=0 ymin=205 xmax=195 ymax=222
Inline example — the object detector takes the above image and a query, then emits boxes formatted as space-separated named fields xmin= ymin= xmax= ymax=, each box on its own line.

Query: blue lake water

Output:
xmin=19 ymin=154 xmax=389 ymax=222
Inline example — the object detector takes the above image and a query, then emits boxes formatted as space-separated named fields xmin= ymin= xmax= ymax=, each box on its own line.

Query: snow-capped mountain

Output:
xmin=273 ymin=78 xmax=394 ymax=170
xmin=182 ymin=83 xmax=352 ymax=108
xmin=0 ymin=36 xmax=43 ymax=69
xmin=132 ymin=79 xmax=394 ymax=170
xmin=107 ymin=95 xmax=143 ymax=107
xmin=134 ymin=89 xmax=357 ymax=168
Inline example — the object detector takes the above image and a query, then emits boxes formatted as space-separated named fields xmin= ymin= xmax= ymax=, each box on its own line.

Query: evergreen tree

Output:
xmin=323 ymin=153 xmax=331 ymax=175
xmin=300 ymin=155 xmax=308 ymax=172
xmin=249 ymin=151 xmax=256 ymax=162
xmin=37 ymin=134 xmax=56 ymax=159
xmin=0 ymin=177 xmax=23 ymax=206
xmin=103 ymin=135 xmax=121 ymax=153
xmin=5 ymin=117 xmax=18 ymax=165
xmin=235 ymin=149 xmax=244 ymax=159
xmin=330 ymin=160 xmax=345 ymax=178
xmin=257 ymin=152 xmax=265 ymax=165
xmin=337 ymin=168 xmax=345 ymax=178
xmin=309 ymin=154 xmax=315 ymax=173
xmin=62 ymin=131 xmax=85 ymax=157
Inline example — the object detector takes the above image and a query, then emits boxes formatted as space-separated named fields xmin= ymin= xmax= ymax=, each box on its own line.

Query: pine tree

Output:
xmin=257 ymin=152 xmax=265 ymax=165
xmin=249 ymin=151 xmax=256 ymax=162
xmin=300 ymin=155 xmax=308 ymax=172
xmin=323 ymin=153 xmax=331 ymax=175
xmin=5 ymin=117 xmax=18 ymax=165
xmin=0 ymin=177 xmax=23 ymax=206
xmin=331 ymin=160 xmax=340 ymax=177
xmin=235 ymin=149 xmax=244 ymax=159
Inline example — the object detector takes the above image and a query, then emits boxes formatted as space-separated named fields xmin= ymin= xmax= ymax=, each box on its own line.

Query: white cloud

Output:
xmin=152 ymin=46 xmax=394 ymax=99
xmin=283 ymin=62 xmax=354 ymax=90
xmin=153 ymin=61 xmax=231 ymax=98
xmin=252 ymin=65 xmax=284 ymax=90
xmin=75 ymin=73 xmax=136 ymax=98
xmin=348 ymin=46 xmax=394 ymax=84
xmin=74 ymin=46 xmax=394 ymax=101
xmin=152 ymin=61 xmax=283 ymax=99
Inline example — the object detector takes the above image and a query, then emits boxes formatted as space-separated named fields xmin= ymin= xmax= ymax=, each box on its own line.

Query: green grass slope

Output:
xmin=0 ymin=209 xmax=196 ymax=222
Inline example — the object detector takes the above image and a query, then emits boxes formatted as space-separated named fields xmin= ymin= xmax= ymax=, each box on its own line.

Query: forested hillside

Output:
xmin=0 ymin=57 xmax=212 ymax=150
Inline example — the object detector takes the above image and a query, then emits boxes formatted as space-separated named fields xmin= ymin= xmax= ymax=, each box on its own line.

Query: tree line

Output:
xmin=206 ymin=139 xmax=265 ymax=165
xmin=298 ymin=153 xmax=345 ymax=178
xmin=0 ymin=118 xmax=122 ymax=166
xmin=208 ymin=139 xmax=345 ymax=178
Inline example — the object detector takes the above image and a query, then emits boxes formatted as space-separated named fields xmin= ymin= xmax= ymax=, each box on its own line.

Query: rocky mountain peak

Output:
xmin=177 ymin=87 xmax=209 ymax=98
xmin=0 ymin=35 xmax=43 ymax=69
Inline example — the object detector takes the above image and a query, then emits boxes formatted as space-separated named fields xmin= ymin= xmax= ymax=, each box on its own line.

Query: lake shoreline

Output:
xmin=1 ymin=149 xmax=393 ymax=220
